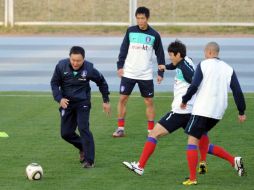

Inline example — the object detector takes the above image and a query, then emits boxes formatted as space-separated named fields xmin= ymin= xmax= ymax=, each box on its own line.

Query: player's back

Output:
xmin=192 ymin=58 xmax=233 ymax=119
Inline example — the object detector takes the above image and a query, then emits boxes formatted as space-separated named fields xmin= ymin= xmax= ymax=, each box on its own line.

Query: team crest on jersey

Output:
xmin=78 ymin=70 xmax=87 ymax=81
xmin=146 ymin=36 xmax=151 ymax=43
xmin=120 ymin=85 xmax=125 ymax=92
xmin=81 ymin=70 xmax=87 ymax=78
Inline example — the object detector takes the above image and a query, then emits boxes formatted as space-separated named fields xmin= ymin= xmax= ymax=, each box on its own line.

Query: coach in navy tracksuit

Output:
xmin=51 ymin=46 xmax=111 ymax=168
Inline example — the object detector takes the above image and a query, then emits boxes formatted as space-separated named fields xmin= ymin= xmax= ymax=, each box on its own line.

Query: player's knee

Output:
xmin=148 ymin=130 xmax=160 ymax=139
xmin=61 ymin=130 xmax=72 ymax=141
xmin=144 ymin=98 xmax=153 ymax=106
xmin=119 ymin=95 xmax=129 ymax=104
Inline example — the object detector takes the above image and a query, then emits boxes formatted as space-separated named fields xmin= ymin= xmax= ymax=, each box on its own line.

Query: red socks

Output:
xmin=208 ymin=144 xmax=234 ymax=166
xmin=118 ymin=118 xmax=125 ymax=129
xmin=199 ymin=134 xmax=209 ymax=162
xmin=186 ymin=144 xmax=198 ymax=181
xmin=138 ymin=137 xmax=157 ymax=168
xmin=118 ymin=119 xmax=154 ymax=131
xmin=147 ymin=120 xmax=154 ymax=132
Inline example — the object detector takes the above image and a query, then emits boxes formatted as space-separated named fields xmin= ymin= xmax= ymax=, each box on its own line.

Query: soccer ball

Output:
xmin=25 ymin=163 xmax=43 ymax=180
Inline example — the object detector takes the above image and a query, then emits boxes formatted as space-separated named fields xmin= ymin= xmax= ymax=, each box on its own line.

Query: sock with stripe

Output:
xmin=186 ymin=144 xmax=198 ymax=181
xmin=147 ymin=120 xmax=154 ymax=132
xmin=199 ymin=133 xmax=209 ymax=162
xmin=138 ymin=137 xmax=157 ymax=168
xmin=117 ymin=118 xmax=124 ymax=130
xmin=208 ymin=144 xmax=234 ymax=166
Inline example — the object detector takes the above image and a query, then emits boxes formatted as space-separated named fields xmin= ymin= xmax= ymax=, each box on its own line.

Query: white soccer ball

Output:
xmin=25 ymin=163 xmax=43 ymax=180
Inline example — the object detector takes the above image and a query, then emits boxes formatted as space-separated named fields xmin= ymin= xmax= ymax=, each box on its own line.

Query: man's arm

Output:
xmin=90 ymin=68 xmax=111 ymax=115
xmin=154 ymin=34 xmax=165 ymax=78
xmin=165 ymin=63 xmax=177 ymax=70
xmin=230 ymin=71 xmax=246 ymax=115
xmin=50 ymin=64 xmax=63 ymax=103
xmin=117 ymin=29 xmax=129 ymax=70
xmin=90 ymin=68 xmax=110 ymax=103
xmin=182 ymin=63 xmax=203 ymax=104
xmin=178 ymin=60 xmax=195 ymax=84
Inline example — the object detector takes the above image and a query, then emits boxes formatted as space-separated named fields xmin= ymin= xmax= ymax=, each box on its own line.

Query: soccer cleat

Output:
xmin=234 ymin=157 xmax=246 ymax=176
xmin=182 ymin=179 xmax=198 ymax=186
xmin=122 ymin=161 xmax=144 ymax=176
xmin=79 ymin=151 xmax=85 ymax=163
xmin=113 ymin=128 xmax=125 ymax=137
xmin=198 ymin=161 xmax=207 ymax=174
xmin=82 ymin=162 xmax=95 ymax=168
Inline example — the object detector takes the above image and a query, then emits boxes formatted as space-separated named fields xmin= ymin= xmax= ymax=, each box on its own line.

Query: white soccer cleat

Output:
xmin=113 ymin=128 xmax=125 ymax=137
xmin=122 ymin=161 xmax=144 ymax=176
xmin=234 ymin=157 xmax=246 ymax=176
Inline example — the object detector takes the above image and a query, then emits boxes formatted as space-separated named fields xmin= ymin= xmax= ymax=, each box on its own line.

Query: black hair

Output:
xmin=135 ymin=6 xmax=150 ymax=18
xmin=69 ymin=46 xmax=85 ymax=58
xmin=167 ymin=40 xmax=186 ymax=58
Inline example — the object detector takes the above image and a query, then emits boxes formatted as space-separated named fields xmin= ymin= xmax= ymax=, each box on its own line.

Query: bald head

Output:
xmin=204 ymin=42 xmax=220 ymax=58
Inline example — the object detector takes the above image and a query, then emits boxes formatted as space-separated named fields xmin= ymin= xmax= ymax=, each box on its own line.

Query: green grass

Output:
xmin=0 ymin=91 xmax=253 ymax=190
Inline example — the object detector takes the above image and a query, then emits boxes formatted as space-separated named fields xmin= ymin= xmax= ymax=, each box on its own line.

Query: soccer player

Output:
xmin=113 ymin=6 xmax=165 ymax=137
xmin=181 ymin=42 xmax=246 ymax=185
xmin=50 ymin=46 xmax=111 ymax=168
xmin=122 ymin=40 xmax=195 ymax=175
xmin=122 ymin=40 xmax=244 ymax=177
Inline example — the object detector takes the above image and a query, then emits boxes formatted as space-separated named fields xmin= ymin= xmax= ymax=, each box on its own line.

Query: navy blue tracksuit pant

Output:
xmin=59 ymin=101 xmax=94 ymax=164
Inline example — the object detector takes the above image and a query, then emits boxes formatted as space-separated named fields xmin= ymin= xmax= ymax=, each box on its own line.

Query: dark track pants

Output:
xmin=59 ymin=102 xmax=94 ymax=164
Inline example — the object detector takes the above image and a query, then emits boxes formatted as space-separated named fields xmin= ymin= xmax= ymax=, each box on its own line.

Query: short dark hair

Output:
xmin=69 ymin=46 xmax=85 ymax=58
xmin=135 ymin=7 xmax=150 ymax=18
xmin=167 ymin=40 xmax=186 ymax=58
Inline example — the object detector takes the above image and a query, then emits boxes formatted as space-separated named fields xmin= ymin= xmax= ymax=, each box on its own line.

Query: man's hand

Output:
xmin=157 ymin=76 xmax=163 ymax=84
xmin=103 ymin=102 xmax=111 ymax=116
xmin=180 ymin=103 xmax=187 ymax=109
xmin=238 ymin=114 xmax=246 ymax=123
xmin=158 ymin=64 xmax=165 ymax=71
xmin=60 ymin=98 xmax=69 ymax=109
xmin=117 ymin=69 xmax=124 ymax=78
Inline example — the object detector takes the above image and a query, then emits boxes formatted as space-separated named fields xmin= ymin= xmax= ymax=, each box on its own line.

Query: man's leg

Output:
xmin=122 ymin=123 xmax=168 ymax=175
xmin=123 ymin=112 xmax=190 ymax=175
xmin=113 ymin=77 xmax=135 ymax=137
xmin=198 ymin=133 xmax=209 ymax=174
xmin=76 ymin=104 xmax=94 ymax=167
xmin=113 ymin=94 xmax=129 ymax=137
xmin=185 ymin=135 xmax=199 ymax=183
xmin=144 ymin=97 xmax=155 ymax=133
xmin=208 ymin=144 xmax=234 ymax=166
xmin=138 ymin=123 xmax=168 ymax=168
xmin=60 ymin=107 xmax=82 ymax=151
xmin=138 ymin=79 xmax=155 ymax=133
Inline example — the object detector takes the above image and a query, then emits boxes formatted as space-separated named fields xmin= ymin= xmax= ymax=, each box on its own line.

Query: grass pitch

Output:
xmin=0 ymin=92 xmax=253 ymax=190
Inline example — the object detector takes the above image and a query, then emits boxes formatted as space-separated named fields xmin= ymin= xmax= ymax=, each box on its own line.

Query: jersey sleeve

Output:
xmin=90 ymin=68 xmax=110 ymax=103
xmin=230 ymin=70 xmax=246 ymax=115
xmin=50 ymin=63 xmax=63 ymax=103
xmin=178 ymin=60 xmax=195 ymax=84
xmin=117 ymin=29 xmax=130 ymax=70
xmin=166 ymin=63 xmax=177 ymax=70
xmin=154 ymin=33 xmax=165 ymax=77
xmin=154 ymin=33 xmax=165 ymax=65
xmin=182 ymin=63 xmax=203 ymax=104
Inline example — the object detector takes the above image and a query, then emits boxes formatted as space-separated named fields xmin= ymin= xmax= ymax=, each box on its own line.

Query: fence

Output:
xmin=1 ymin=0 xmax=254 ymax=27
